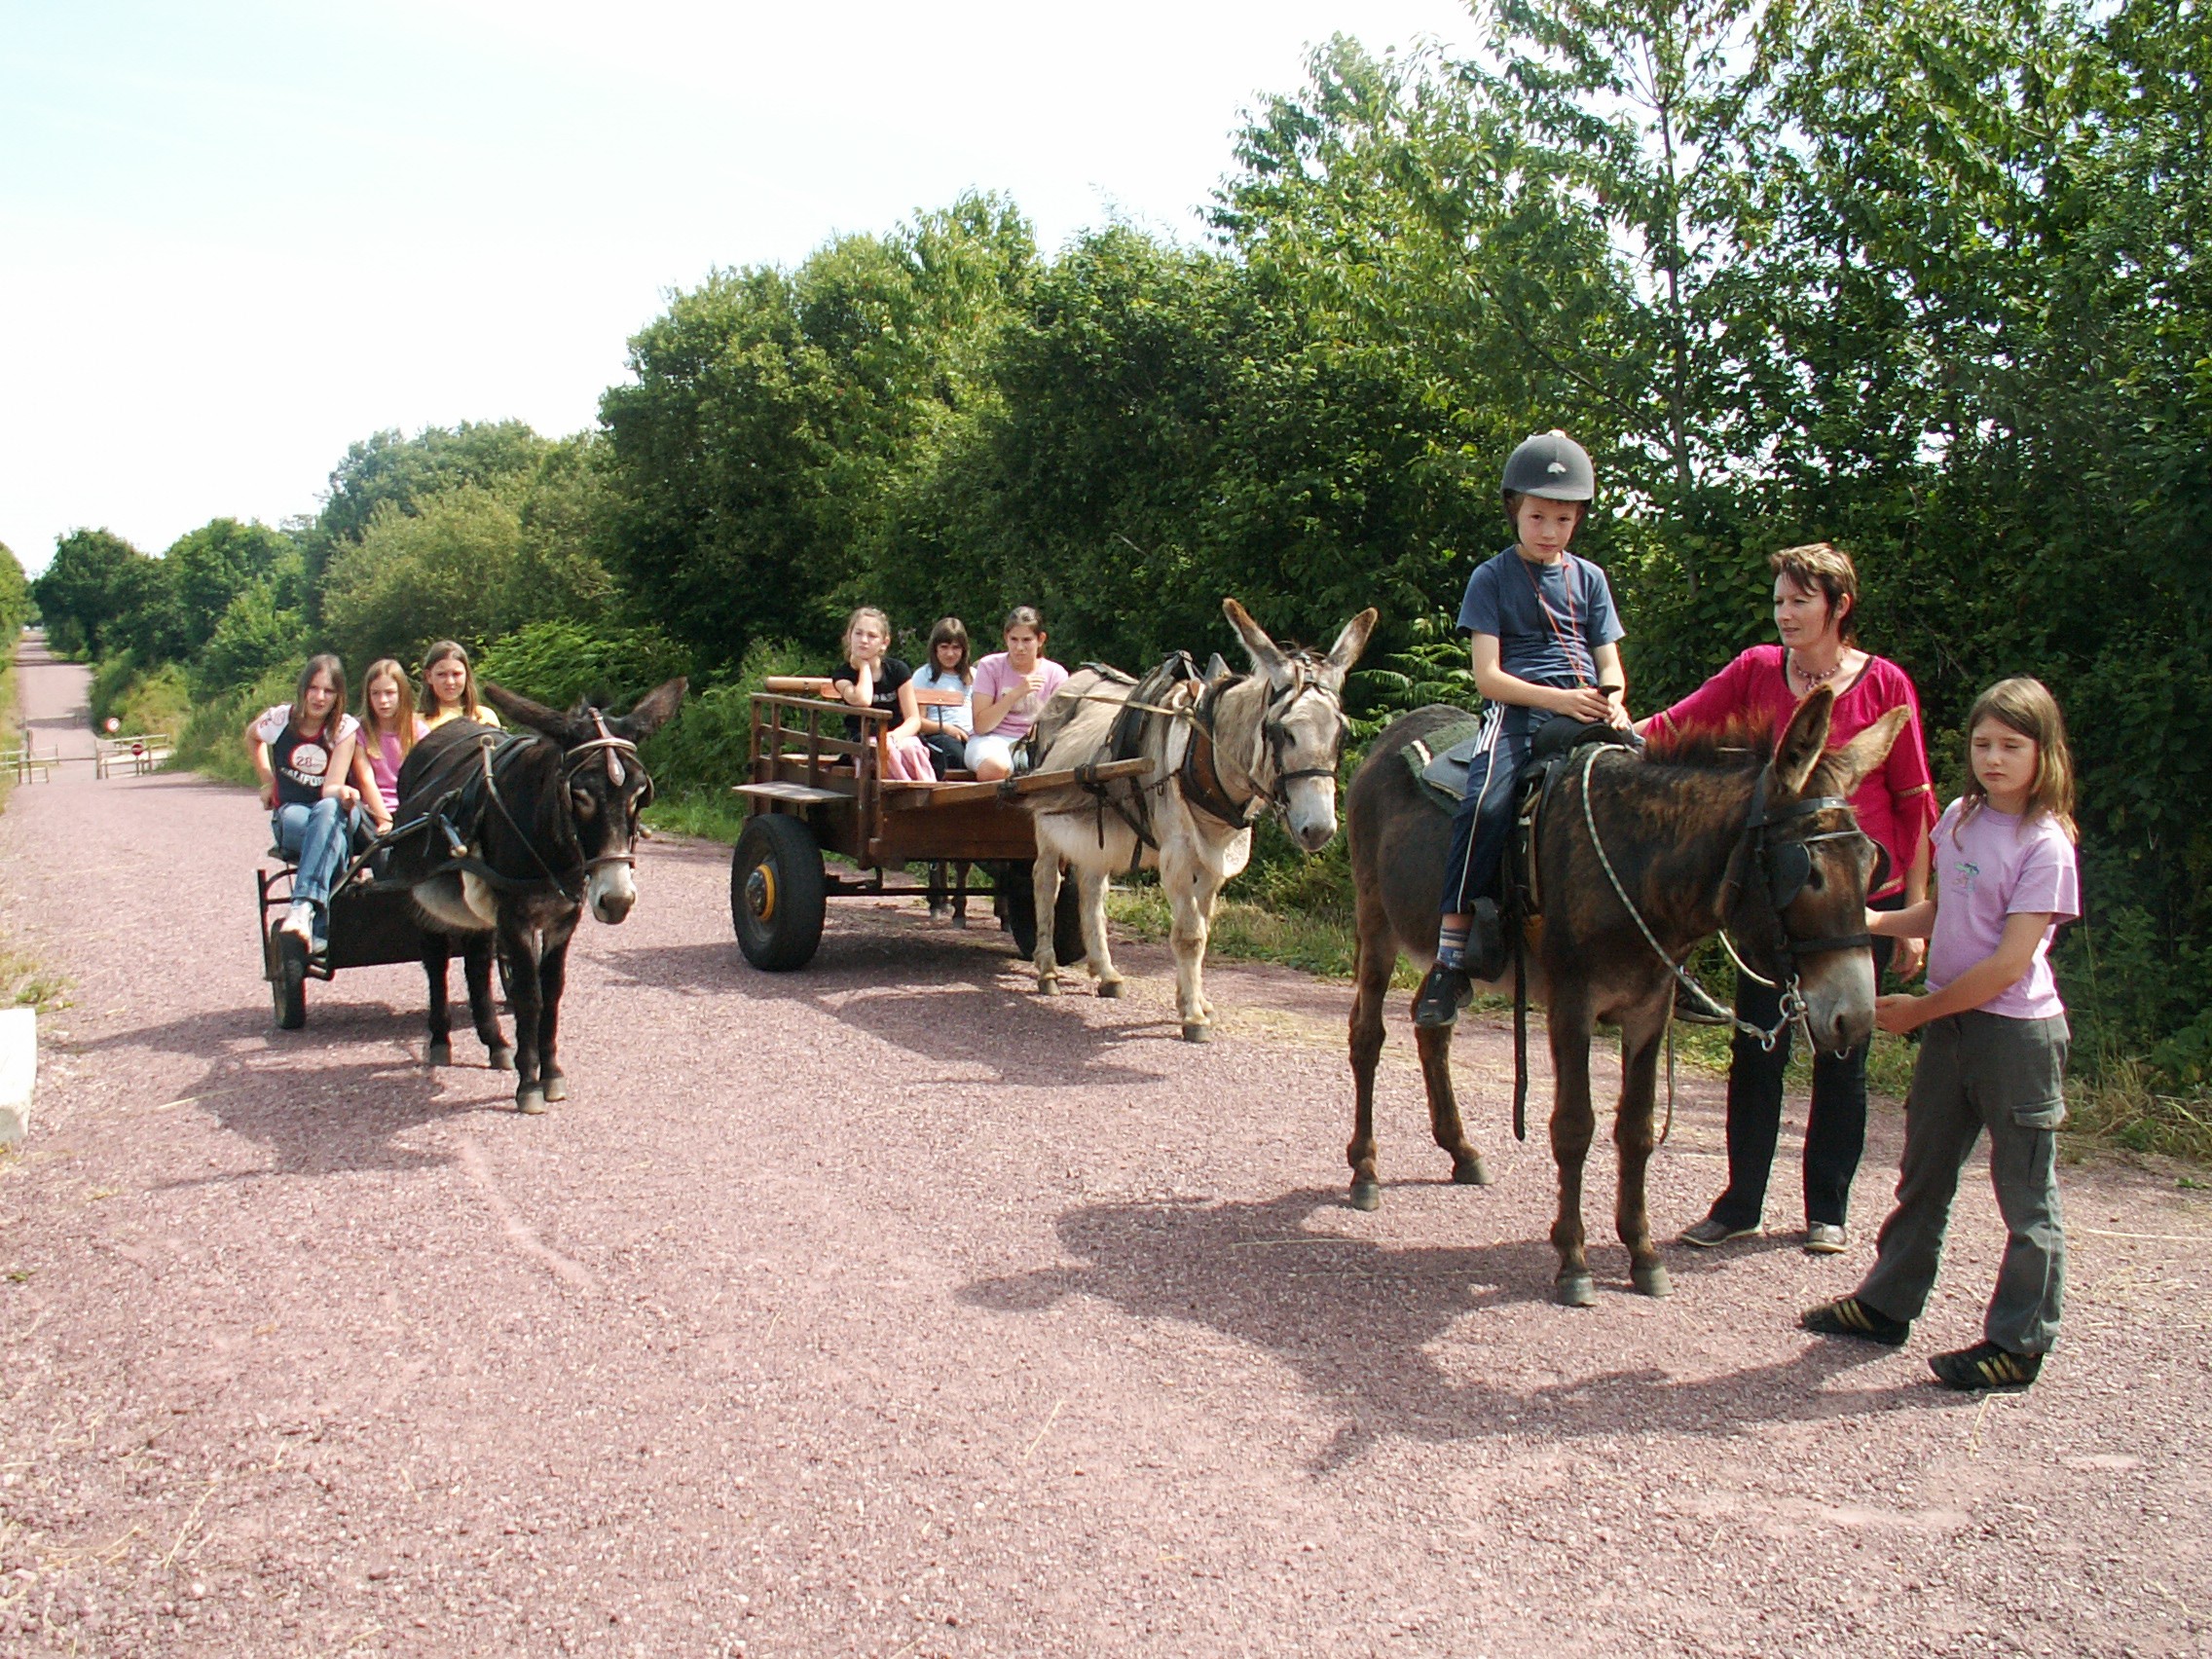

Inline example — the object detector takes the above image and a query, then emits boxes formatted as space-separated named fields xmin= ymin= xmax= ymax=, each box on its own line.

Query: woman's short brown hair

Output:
xmin=1769 ymin=542 xmax=1860 ymax=645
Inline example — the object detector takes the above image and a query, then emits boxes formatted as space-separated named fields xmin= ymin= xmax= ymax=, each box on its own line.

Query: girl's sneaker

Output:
xmin=1929 ymin=1342 xmax=2042 ymax=1390
xmin=279 ymin=901 xmax=316 ymax=943
xmin=1799 ymin=1295 xmax=1910 ymax=1346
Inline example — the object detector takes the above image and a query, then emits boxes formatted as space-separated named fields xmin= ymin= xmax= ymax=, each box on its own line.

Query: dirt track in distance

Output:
xmin=1 ymin=639 xmax=2207 ymax=1657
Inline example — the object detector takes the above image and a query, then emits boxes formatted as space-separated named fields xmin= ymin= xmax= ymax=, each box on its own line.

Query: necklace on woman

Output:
xmin=1789 ymin=649 xmax=1841 ymax=691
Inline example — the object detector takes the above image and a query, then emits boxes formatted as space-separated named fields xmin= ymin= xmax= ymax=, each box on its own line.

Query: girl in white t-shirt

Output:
xmin=1802 ymin=678 xmax=2080 ymax=1391
xmin=912 ymin=616 xmax=975 ymax=780
xmin=246 ymin=654 xmax=368 ymax=947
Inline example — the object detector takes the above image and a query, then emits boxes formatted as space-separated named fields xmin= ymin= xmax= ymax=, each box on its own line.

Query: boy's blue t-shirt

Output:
xmin=1456 ymin=547 xmax=1623 ymax=691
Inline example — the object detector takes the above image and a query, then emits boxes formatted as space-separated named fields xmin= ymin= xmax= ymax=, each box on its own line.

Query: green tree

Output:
xmin=601 ymin=193 xmax=1036 ymax=665
xmin=319 ymin=484 xmax=528 ymax=669
xmin=30 ymin=529 xmax=155 ymax=658
xmin=0 ymin=540 xmax=28 ymax=639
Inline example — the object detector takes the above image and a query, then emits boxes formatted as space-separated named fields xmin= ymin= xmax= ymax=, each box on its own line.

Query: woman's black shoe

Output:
xmin=1413 ymin=964 xmax=1474 ymax=1028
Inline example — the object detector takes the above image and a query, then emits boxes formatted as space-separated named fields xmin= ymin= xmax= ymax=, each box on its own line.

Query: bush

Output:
xmin=474 ymin=620 xmax=693 ymax=713
xmin=88 ymin=656 xmax=191 ymax=738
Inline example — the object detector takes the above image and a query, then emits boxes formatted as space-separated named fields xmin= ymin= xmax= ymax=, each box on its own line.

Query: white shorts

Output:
xmin=964 ymin=733 xmax=1019 ymax=773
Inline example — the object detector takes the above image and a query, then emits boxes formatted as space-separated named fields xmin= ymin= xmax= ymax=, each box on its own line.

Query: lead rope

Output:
xmin=1573 ymin=744 xmax=1807 ymax=1053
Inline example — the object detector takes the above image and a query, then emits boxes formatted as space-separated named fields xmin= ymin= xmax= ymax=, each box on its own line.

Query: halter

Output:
xmin=1575 ymin=745 xmax=1875 ymax=1052
xmin=476 ymin=715 xmax=656 ymax=896
xmin=1185 ymin=661 xmax=1350 ymax=828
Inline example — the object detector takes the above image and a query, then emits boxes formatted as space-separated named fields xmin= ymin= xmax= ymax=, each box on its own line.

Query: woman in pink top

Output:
xmin=1642 ymin=542 xmax=1938 ymax=1256
xmin=357 ymin=658 xmax=428 ymax=829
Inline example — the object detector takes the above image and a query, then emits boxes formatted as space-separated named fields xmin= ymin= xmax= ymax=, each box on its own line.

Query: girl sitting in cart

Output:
xmin=418 ymin=641 xmax=501 ymax=732
xmin=825 ymin=607 xmax=936 ymax=781
xmin=247 ymin=654 xmax=368 ymax=948
xmin=966 ymin=607 xmax=1068 ymax=782
xmin=356 ymin=657 xmax=427 ymax=830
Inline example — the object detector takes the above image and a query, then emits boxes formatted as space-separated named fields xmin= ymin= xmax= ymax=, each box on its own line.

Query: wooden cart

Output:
xmin=728 ymin=687 xmax=1149 ymax=971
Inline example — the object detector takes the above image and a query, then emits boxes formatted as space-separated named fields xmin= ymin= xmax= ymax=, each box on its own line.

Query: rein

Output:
xmin=1573 ymin=743 xmax=1869 ymax=1049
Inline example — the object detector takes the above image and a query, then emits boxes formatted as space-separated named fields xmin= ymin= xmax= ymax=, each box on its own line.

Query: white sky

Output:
xmin=1 ymin=0 xmax=1480 ymax=573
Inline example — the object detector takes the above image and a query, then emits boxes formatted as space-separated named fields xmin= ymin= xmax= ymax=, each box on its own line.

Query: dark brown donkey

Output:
xmin=388 ymin=679 xmax=684 ymax=1114
xmin=1344 ymin=687 xmax=1906 ymax=1305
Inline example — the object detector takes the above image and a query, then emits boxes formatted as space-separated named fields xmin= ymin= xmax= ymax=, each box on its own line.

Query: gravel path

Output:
xmin=1 ymin=643 xmax=2207 ymax=1657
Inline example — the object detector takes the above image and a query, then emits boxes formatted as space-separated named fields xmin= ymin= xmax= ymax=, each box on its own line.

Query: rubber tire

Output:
xmin=273 ymin=930 xmax=308 ymax=1030
xmin=732 ymin=813 xmax=827 ymax=971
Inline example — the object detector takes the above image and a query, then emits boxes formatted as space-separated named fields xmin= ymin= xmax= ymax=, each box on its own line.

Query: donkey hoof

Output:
xmin=1554 ymin=1272 xmax=1597 ymax=1309
xmin=1096 ymin=978 xmax=1124 ymax=999
xmin=489 ymin=1046 xmax=515 ymax=1072
xmin=1633 ymin=1262 xmax=1672 ymax=1299
xmin=1037 ymin=977 xmax=1059 ymax=998
xmin=516 ymin=1086 xmax=547 ymax=1116
xmin=543 ymin=1075 xmax=569 ymax=1104
xmin=1348 ymin=1180 xmax=1382 ymax=1212
xmin=1453 ymin=1155 xmax=1492 ymax=1187
xmin=1180 ymin=1021 xmax=1211 ymax=1044
xmin=425 ymin=1039 xmax=452 ymax=1067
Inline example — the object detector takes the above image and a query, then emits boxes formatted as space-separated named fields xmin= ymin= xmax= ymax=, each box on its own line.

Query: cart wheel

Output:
xmin=732 ymin=814 xmax=826 ymax=971
xmin=272 ymin=930 xmax=308 ymax=1030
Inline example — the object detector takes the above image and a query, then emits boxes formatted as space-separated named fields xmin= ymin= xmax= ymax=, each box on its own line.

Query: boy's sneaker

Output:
xmin=1803 ymin=1223 xmax=1849 ymax=1255
xmin=1929 ymin=1341 xmax=2042 ymax=1391
xmin=1799 ymin=1295 xmax=1911 ymax=1346
xmin=1679 ymin=1215 xmax=1760 ymax=1248
xmin=1412 ymin=964 xmax=1473 ymax=1028
xmin=279 ymin=901 xmax=316 ymax=943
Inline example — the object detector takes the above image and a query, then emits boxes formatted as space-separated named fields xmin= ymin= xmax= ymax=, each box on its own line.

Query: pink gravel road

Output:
xmin=1 ymin=642 xmax=2208 ymax=1658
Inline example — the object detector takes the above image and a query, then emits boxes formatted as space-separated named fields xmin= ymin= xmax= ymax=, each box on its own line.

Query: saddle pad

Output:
xmin=1404 ymin=719 xmax=1487 ymax=808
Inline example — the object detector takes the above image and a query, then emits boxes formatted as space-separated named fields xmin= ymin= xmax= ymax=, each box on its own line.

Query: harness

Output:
xmin=1060 ymin=652 xmax=1352 ymax=864
xmin=1504 ymin=740 xmax=1875 ymax=1143
xmin=350 ymin=716 xmax=653 ymax=906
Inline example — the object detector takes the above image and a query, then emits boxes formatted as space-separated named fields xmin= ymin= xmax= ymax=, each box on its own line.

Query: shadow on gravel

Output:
xmin=596 ymin=930 xmax=1173 ymax=1087
xmin=965 ymin=1186 xmax=1947 ymax=1467
xmin=71 ymin=1006 xmax=507 ymax=1182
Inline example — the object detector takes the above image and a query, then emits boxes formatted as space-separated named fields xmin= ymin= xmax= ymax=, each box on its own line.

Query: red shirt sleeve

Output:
xmin=1652 ymin=648 xmax=1770 ymax=737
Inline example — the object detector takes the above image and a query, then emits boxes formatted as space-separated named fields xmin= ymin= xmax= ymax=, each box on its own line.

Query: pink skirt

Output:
xmin=879 ymin=732 xmax=938 ymax=782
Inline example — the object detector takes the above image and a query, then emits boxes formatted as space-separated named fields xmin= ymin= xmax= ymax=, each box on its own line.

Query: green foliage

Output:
xmin=0 ymin=541 xmax=28 ymax=639
xmin=304 ymin=421 xmax=553 ymax=592
xmin=474 ymin=619 xmax=692 ymax=712
xmin=31 ymin=529 xmax=153 ymax=658
xmin=319 ymin=484 xmax=528 ymax=668
xmin=602 ymin=193 xmax=1036 ymax=667
xmin=196 ymin=583 xmax=309 ymax=698
xmin=88 ymin=656 xmax=190 ymax=738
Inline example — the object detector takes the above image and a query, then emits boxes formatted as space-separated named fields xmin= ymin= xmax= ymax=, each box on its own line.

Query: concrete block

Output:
xmin=0 ymin=1006 xmax=34 ymax=1147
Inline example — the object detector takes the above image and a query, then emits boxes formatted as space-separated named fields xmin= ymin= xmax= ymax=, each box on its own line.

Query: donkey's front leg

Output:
xmin=535 ymin=921 xmax=576 ymax=1104
xmin=1030 ymin=853 xmax=1065 ymax=995
xmin=1167 ymin=862 xmax=1218 ymax=1042
xmin=1615 ymin=1002 xmax=1671 ymax=1298
xmin=1075 ymin=866 xmax=1124 ymax=996
xmin=1547 ymin=992 xmax=1600 ymax=1307
xmin=463 ymin=937 xmax=511 ymax=1071
xmin=1346 ymin=899 xmax=1394 ymax=1209
xmin=423 ymin=939 xmax=454 ymax=1066
xmin=500 ymin=921 xmax=548 ymax=1114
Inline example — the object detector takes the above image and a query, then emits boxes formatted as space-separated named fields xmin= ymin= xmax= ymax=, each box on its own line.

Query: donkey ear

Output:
xmin=1769 ymin=685 xmax=1835 ymax=799
xmin=1813 ymin=705 xmax=1910 ymax=797
xmin=1321 ymin=608 xmax=1380 ymax=684
xmin=1223 ymin=597 xmax=1290 ymax=680
xmin=609 ymin=678 xmax=688 ymax=743
xmin=481 ymin=681 xmax=587 ymax=743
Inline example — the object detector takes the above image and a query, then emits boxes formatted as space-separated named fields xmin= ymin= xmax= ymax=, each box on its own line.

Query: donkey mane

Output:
xmin=1639 ymin=712 xmax=1777 ymax=773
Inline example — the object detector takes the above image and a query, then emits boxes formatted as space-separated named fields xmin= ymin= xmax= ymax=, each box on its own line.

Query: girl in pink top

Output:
xmin=1804 ymin=678 xmax=2079 ymax=1390
xmin=358 ymin=658 xmax=427 ymax=828
xmin=965 ymin=606 xmax=1068 ymax=782
xmin=1644 ymin=543 xmax=1938 ymax=1255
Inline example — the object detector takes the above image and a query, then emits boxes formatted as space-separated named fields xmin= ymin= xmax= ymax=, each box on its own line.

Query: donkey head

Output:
xmin=1731 ymin=687 xmax=1910 ymax=1055
xmin=1222 ymin=598 xmax=1379 ymax=852
xmin=480 ymin=678 xmax=688 ymax=924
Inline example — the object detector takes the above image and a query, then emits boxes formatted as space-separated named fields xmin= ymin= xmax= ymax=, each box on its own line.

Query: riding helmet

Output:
xmin=1501 ymin=429 xmax=1595 ymax=502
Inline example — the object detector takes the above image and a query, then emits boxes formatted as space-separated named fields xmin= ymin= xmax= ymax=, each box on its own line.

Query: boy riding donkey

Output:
xmin=1413 ymin=430 xmax=1635 ymax=1028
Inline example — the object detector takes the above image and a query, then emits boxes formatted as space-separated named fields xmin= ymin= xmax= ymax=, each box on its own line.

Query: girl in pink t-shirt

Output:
xmin=1803 ymin=677 xmax=2080 ymax=1391
xmin=965 ymin=607 xmax=1068 ymax=781
xmin=358 ymin=658 xmax=428 ymax=828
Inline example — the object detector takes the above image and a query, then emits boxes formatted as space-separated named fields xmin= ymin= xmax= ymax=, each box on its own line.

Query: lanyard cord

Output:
xmin=1521 ymin=553 xmax=1592 ymax=689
